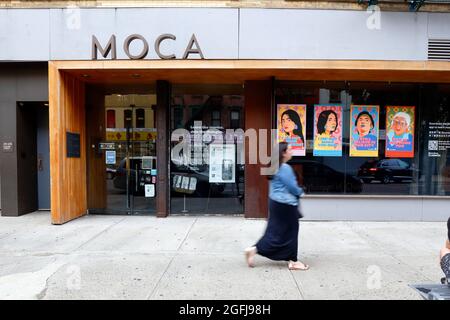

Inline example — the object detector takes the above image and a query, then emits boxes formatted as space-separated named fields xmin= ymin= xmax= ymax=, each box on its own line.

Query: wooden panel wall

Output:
xmin=244 ymin=80 xmax=273 ymax=219
xmin=49 ymin=63 xmax=87 ymax=224
xmin=86 ymin=86 xmax=106 ymax=210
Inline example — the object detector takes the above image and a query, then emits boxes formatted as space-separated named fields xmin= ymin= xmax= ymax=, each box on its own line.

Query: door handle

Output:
xmin=136 ymin=164 xmax=139 ymax=192
xmin=37 ymin=154 xmax=43 ymax=171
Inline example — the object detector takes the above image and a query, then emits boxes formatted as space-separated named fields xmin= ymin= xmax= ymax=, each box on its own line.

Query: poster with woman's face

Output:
xmin=385 ymin=106 xmax=415 ymax=158
xmin=277 ymin=104 xmax=306 ymax=156
xmin=313 ymin=105 xmax=343 ymax=157
xmin=350 ymin=105 xmax=379 ymax=157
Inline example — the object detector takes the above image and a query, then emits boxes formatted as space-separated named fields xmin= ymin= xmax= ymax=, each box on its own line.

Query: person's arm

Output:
xmin=278 ymin=164 xmax=304 ymax=197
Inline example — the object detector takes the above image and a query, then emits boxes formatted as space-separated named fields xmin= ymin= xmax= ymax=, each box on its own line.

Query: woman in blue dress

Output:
xmin=245 ymin=142 xmax=309 ymax=270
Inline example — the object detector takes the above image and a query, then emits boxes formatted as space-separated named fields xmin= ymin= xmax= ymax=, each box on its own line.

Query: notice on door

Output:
xmin=145 ymin=184 xmax=155 ymax=197
xmin=105 ymin=150 xmax=116 ymax=164
xmin=209 ymin=144 xmax=235 ymax=183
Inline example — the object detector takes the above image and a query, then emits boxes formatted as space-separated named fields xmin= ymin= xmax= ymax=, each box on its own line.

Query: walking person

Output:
xmin=440 ymin=216 xmax=450 ymax=284
xmin=245 ymin=142 xmax=309 ymax=270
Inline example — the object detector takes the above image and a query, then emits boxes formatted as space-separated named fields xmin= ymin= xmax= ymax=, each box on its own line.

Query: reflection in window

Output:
xmin=124 ymin=109 xmax=132 ymax=129
xmin=106 ymin=110 xmax=116 ymax=128
xmin=211 ymin=110 xmax=221 ymax=127
xmin=136 ymin=108 xmax=145 ymax=128
xmin=230 ymin=110 xmax=240 ymax=129
xmin=169 ymin=85 xmax=245 ymax=215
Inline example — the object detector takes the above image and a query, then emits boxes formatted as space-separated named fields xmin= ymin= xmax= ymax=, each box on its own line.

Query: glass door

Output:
xmin=92 ymin=93 xmax=157 ymax=215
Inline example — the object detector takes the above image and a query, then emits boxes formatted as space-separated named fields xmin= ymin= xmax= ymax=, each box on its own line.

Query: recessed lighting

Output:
xmin=131 ymin=74 xmax=141 ymax=79
xmin=82 ymin=74 xmax=91 ymax=78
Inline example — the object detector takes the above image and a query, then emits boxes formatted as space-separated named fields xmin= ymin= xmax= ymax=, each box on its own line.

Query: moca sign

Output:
xmin=92 ymin=33 xmax=204 ymax=60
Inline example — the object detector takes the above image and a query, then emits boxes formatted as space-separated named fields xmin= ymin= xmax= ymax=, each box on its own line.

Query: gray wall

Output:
xmin=0 ymin=8 xmax=450 ymax=61
xmin=0 ymin=63 xmax=48 ymax=216
xmin=302 ymin=197 xmax=450 ymax=221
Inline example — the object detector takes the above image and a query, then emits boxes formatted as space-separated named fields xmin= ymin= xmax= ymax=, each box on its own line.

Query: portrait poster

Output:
xmin=313 ymin=105 xmax=343 ymax=157
xmin=350 ymin=105 xmax=379 ymax=157
xmin=277 ymin=104 xmax=307 ymax=156
xmin=385 ymin=106 xmax=415 ymax=158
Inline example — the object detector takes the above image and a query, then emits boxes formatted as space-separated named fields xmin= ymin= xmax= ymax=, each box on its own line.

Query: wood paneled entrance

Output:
xmin=48 ymin=60 xmax=450 ymax=224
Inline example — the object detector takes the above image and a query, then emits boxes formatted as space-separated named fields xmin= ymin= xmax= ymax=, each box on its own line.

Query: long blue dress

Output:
xmin=255 ymin=163 xmax=304 ymax=262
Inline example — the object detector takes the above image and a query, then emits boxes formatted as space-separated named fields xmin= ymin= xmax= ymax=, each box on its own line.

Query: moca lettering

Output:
xmin=91 ymin=34 xmax=204 ymax=60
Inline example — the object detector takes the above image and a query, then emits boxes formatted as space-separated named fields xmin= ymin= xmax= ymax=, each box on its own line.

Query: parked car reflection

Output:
xmin=294 ymin=160 xmax=362 ymax=193
xmin=357 ymin=159 xmax=416 ymax=184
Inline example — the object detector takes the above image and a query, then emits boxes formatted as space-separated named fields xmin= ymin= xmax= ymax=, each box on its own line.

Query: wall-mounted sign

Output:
xmin=313 ymin=105 xmax=343 ymax=157
xmin=105 ymin=150 xmax=116 ymax=165
xmin=66 ymin=132 xmax=80 ymax=158
xmin=92 ymin=33 xmax=204 ymax=60
xmin=2 ymin=142 xmax=14 ymax=153
xmin=277 ymin=104 xmax=307 ymax=156
xmin=350 ymin=105 xmax=379 ymax=157
xmin=385 ymin=106 xmax=415 ymax=158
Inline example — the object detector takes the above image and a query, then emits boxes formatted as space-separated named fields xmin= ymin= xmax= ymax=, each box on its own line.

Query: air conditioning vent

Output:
xmin=428 ymin=39 xmax=450 ymax=61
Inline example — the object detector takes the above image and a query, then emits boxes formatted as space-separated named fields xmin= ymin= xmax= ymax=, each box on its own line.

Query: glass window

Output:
xmin=275 ymin=81 xmax=450 ymax=196
xmin=170 ymin=84 xmax=245 ymax=214
xmin=106 ymin=110 xmax=116 ymax=128
xmin=135 ymin=108 xmax=145 ymax=128
xmin=124 ymin=109 xmax=132 ymax=129
xmin=230 ymin=110 xmax=240 ymax=129
xmin=211 ymin=110 xmax=221 ymax=127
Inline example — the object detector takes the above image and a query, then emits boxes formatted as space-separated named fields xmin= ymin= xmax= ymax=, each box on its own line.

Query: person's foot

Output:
xmin=244 ymin=246 xmax=256 ymax=268
xmin=288 ymin=261 xmax=309 ymax=271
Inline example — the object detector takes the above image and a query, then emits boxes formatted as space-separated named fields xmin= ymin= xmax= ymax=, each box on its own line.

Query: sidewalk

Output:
xmin=0 ymin=211 xmax=446 ymax=300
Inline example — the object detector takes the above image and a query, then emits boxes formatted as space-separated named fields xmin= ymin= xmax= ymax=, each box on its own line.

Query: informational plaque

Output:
xmin=66 ymin=132 xmax=80 ymax=158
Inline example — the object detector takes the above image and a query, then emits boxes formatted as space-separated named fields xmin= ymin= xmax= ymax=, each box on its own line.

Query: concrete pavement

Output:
xmin=0 ymin=211 xmax=447 ymax=300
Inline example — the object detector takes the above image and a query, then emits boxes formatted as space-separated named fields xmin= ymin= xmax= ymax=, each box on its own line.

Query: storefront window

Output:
xmin=170 ymin=84 xmax=245 ymax=214
xmin=275 ymin=81 xmax=450 ymax=196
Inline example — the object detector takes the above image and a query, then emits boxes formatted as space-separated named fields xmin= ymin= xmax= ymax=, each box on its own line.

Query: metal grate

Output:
xmin=428 ymin=39 xmax=450 ymax=61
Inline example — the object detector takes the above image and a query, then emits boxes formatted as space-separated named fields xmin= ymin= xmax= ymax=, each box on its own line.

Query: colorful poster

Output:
xmin=313 ymin=105 xmax=343 ymax=156
xmin=350 ymin=105 xmax=379 ymax=157
xmin=385 ymin=106 xmax=415 ymax=158
xmin=277 ymin=104 xmax=307 ymax=156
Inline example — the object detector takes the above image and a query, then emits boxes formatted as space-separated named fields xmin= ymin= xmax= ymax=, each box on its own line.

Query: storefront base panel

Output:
xmin=301 ymin=197 xmax=450 ymax=221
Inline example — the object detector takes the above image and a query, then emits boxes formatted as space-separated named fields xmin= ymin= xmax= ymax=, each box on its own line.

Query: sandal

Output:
xmin=288 ymin=261 xmax=310 ymax=271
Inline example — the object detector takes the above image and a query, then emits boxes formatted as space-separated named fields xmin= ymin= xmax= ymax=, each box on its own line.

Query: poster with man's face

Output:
xmin=313 ymin=105 xmax=343 ymax=157
xmin=277 ymin=104 xmax=307 ymax=156
xmin=350 ymin=105 xmax=379 ymax=157
xmin=385 ymin=106 xmax=415 ymax=158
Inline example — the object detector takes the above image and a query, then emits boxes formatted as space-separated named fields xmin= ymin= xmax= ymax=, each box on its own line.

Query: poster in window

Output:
xmin=277 ymin=104 xmax=307 ymax=156
xmin=209 ymin=144 xmax=235 ymax=183
xmin=385 ymin=106 xmax=415 ymax=158
xmin=350 ymin=105 xmax=379 ymax=157
xmin=313 ymin=105 xmax=343 ymax=157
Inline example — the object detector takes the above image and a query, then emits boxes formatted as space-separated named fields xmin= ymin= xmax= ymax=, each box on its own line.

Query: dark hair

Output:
xmin=281 ymin=110 xmax=305 ymax=143
xmin=355 ymin=111 xmax=374 ymax=132
xmin=317 ymin=110 xmax=338 ymax=135
xmin=268 ymin=142 xmax=289 ymax=180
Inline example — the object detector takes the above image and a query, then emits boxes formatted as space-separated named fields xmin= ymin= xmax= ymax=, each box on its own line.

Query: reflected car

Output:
xmin=113 ymin=157 xmax=156 ymax=195
xmin=357 ymin=159 xmax=416 ymax=184
xmin=293 ymin=160 xmax=362 ymax=194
